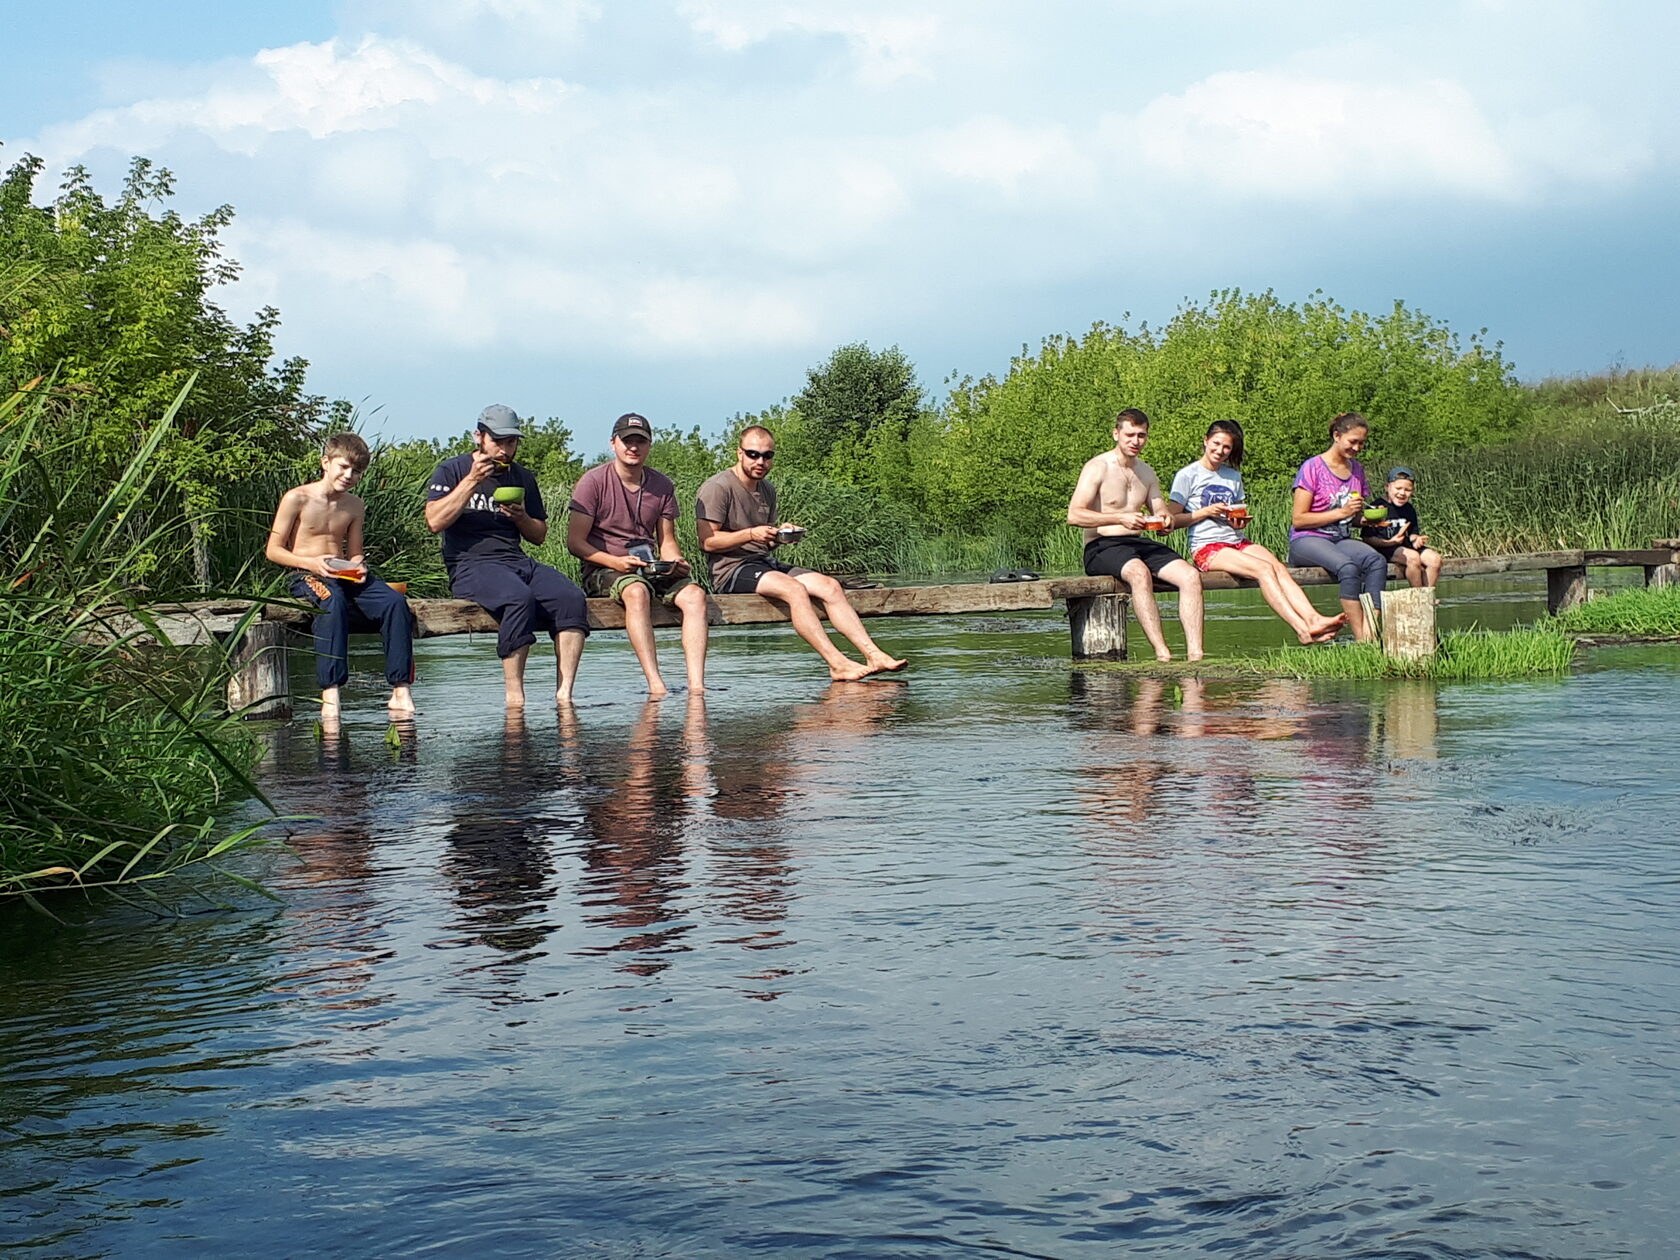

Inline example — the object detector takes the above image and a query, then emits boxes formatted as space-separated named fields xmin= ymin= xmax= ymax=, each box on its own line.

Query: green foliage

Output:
xmin=0 ymin=380 xmax=277 ymax=900
xmin=923 ymin=290 xmax=1528 ymax=549
xmin=790 ymin=342 xmax=923 ymax=471
xmin=0 ymin=154 xmax=341 ymax=590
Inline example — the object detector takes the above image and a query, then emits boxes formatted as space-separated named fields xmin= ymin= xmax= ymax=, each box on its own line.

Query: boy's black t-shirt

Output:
xmin=426 ymin=453 xmax=547 ymax=572
xmin=1364 ymin=500 xmax=1421 ymax=550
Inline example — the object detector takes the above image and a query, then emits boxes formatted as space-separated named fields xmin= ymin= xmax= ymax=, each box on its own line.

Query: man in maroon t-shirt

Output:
xmin=566 ymin=413 xmax=709 ymax=697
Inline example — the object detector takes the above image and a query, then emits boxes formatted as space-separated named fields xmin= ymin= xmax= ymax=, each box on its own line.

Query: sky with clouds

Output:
xmin=5 ymin=0 xmax=1676 ymax=442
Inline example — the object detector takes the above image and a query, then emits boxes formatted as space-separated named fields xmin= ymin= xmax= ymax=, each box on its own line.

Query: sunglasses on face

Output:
xmin=741 ymin=448 xmax=775 ymax=461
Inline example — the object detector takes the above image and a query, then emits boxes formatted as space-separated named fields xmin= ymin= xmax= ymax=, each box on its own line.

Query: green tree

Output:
xmin=0 ymin=153 xmax=337 ymax=589
xmin=789 ymin=342 xmax=924 ymax=483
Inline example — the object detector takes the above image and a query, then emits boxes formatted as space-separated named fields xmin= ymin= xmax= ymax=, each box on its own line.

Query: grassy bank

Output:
xmin=1 ymin=382 xmax=277 ymax=903
xmin=1263 ymin=627 xmax=1577 ymax=680
xmin=1548 ymin=585 xmax=1680 ymax=637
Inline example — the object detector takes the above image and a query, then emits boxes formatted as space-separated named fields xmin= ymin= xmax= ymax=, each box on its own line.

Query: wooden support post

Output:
xmin=1546 ymin=565 xmax=1588 ymax=614
xmin=227 ymin=622 xmax=292 ymax=720
xmin=1068 ymin=593 xmax=1129 ymax=661
xmin=1381 ymin=587 xmax=1437 ymax=659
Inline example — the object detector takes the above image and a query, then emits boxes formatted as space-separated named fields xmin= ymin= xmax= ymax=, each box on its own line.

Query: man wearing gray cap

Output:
xmin=426 ymin=405 xmax=591 ymax=706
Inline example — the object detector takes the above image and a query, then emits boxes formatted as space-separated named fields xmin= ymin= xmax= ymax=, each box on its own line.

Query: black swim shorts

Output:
xmin=1083 ymin=535 xmax=1185 ymax=579
xmin=713 ymin=556 xmax=812 ymax=594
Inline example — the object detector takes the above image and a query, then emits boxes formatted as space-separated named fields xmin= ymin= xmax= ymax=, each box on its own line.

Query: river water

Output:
xmin=4 ymin=576 xmax=1678 ymax=1258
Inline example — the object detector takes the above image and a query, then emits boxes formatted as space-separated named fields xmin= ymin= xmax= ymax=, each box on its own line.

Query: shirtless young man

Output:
xmin=1066 ymin=408 xmax=1205 ymax=662
xmin=695 ymin=425 xmax=906 ymax=681
xmin=266 ymin=432 xmax=416 ymax=718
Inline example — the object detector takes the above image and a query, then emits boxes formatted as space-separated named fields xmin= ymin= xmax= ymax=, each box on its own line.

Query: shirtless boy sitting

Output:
xmin=266 ymin=432 xmax=416 ymax=718
xmin=1066 ymin=407 xmax=1205 ymax=662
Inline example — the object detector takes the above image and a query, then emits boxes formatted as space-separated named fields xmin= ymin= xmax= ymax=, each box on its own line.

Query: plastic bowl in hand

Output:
xmin=492 ymin=486 xmax=525 ymax=504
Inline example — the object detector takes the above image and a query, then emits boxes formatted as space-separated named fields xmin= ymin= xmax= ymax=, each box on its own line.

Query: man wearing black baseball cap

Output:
xmin=425 ymin=404 xmax=591 ymax=706
xmin=566 ymin=413 xmax=710 ymax=697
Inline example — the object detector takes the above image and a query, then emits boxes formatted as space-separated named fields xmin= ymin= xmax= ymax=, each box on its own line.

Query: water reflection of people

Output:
xmin=706 ymin=684 xmax=906 ymax=998
xmin=437 ymin=712 xmax=565 ymax=996
xmin=270 ymin=718 xmax=416 ymax=1011
xmin=576 ymin=701 xmax=697 ymax=977
xmin=1068 ymin=673 xmax=1321 ymax=835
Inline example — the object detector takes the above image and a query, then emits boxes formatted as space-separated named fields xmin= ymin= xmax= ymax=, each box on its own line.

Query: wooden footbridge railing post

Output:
xmin=1068 ymin=593 xmax=1129 ymax=661
xmin=1546 ymin=564 xmax=1588 ymax=614
xmin=227 ymin=621 xmax=292 ymax=720
xmin=1381 ymin=587 xmax=1437 ymax=659
xmin=1647 ymin=538 xmax=1680 ymax=589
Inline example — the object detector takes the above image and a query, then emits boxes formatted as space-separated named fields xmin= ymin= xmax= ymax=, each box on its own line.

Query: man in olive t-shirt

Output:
xmin=694 ymin=425 xmax=906 ymax=681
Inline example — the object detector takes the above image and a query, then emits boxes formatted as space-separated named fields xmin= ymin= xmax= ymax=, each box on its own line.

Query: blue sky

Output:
xmin=5 ymin=1 xmax=1677 ymax=443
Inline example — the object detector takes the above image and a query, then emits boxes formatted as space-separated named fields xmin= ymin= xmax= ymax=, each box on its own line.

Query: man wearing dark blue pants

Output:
xmin=426 ymin=405 xmax=590 ymax=707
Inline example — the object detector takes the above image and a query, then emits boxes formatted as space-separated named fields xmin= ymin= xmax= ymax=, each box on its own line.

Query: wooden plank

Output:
xmin=1584 ymin=549 xmax=1674 ymax=568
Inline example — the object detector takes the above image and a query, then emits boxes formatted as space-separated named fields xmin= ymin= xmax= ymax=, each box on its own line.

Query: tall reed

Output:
xmin=1 ymin=379 xmax=277 ymax=904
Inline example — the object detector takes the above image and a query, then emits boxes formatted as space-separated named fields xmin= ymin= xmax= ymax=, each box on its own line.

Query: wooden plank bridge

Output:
xmin=108 ymin=544 xmax=1680 ymax=719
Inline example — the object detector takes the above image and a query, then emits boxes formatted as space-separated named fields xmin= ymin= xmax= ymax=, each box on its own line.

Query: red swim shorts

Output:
xmin=1192 ymin=540 xmax=1254 ymax=571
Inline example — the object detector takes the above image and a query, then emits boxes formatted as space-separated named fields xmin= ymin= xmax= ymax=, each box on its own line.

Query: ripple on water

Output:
xmin=4 ymin=626 xmax=1679 ymax=1256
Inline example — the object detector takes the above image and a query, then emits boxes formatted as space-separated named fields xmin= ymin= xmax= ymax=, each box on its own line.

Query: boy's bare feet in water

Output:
xmin=388 ymin=685 xmax=416 ymax=714
xmin=828 ymin=657 xmax=875 ymax=682
xmin=863 ymin=651 xmax=908 ymax=675
xmin=321 ymin=687 xmax=342 ymax=720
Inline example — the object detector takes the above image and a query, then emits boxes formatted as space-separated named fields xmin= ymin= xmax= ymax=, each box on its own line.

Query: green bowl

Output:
xmin=1362 ymin=505 xmax=1388 ymax=521
xmin=492 ymin=486 xmax=525 ymax=504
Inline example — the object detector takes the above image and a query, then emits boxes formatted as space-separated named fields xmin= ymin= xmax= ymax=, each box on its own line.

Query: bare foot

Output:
xmin=554 ymin=686 xmax=574 ymax=705
xmin=1154 ymin=648 xmax=1173 ymax=662
xmin=388 ymin=686 xmax=416 ymax=714
xmin=864 ymin=652 xmax=908 ymax=674
xmin=506 ymin=687 xmax=526 ymax=708
xmin=1186 ymin=650 xmax=1205 ymax=662
xmin=828 ymin=658 xmax=874 ymax=682
xmin=647 ymin=681 xmax=671 ymax=700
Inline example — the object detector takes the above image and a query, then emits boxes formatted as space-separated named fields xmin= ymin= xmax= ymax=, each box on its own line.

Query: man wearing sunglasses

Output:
xmin=695 ymin=426 xmax=907 ymax=681
xmin=426 ymin=404 xmax=590 ymax=707
xmin=566 ymin=413 xmax=709 ymax=698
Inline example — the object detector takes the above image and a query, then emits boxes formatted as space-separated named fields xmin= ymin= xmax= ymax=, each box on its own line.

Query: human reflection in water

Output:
xmin=271 ymin=717 xmax=416 ymax=1011
xmin=707 ymin=683 xmax=907 ymax=999
xmin=575 ymin=700 xmax=699 ymax=978
xmin=436 ymin=711 xmax=568 ymax=1001
xmin=1069 ymin=673 xmax=1321 ymax=840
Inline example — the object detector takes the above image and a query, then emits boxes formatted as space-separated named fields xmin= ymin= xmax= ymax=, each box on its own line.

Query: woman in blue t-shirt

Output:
xmin=1168 ymin=421 xmax=1345 ymax=644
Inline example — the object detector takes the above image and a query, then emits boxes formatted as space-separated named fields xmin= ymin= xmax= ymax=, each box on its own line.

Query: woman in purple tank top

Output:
xmin=1287 ymin=412 xmax=1389 ymax=642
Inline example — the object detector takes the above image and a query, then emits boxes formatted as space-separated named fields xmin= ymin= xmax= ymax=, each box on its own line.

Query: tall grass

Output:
xmin=1547 ymin=585 xmax=1680 ymax=637
xmin=1263 ymin=627 xmax=1576 ymax=680
xmin=1 ymin=379 xmax=277 ymax=904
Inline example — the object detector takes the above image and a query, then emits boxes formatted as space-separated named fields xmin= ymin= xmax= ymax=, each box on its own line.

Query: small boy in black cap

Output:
xmin=1363 ymin=466 xmax=1443 ymax=588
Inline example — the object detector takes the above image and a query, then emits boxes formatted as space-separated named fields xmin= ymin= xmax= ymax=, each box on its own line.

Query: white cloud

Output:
xmin=675 ymin=0 xmax=944 ymax=84
xmin=9 ymin=2 xmax=1673 ymax=427
xmin=1127 ymin=70 xmax=1525 ymax=199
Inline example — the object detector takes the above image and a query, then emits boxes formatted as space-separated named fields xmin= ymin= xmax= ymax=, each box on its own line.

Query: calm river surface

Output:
xmin=4 ymin=576 xmax=1678 ymax=1258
